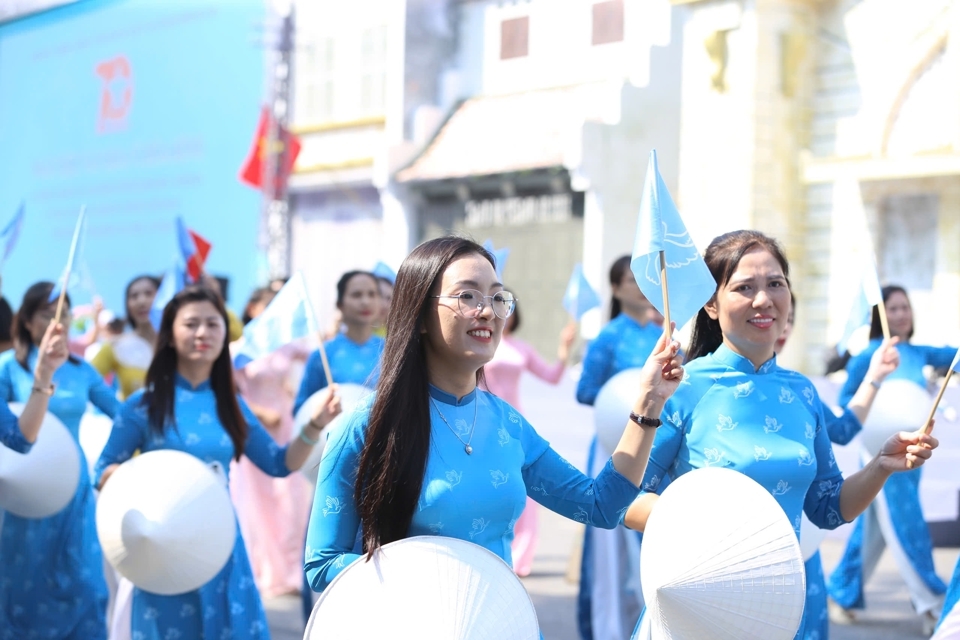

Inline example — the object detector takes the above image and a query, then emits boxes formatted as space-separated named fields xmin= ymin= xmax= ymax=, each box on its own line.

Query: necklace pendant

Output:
xmin=464 ymin=444 xmax=473 ymax=455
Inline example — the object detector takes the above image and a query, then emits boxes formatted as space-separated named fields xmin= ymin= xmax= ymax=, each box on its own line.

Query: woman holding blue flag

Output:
xmin=0 ymin=282 xmax=120 ymax=640
xmin=304 ymin=237 xmax=683 ymax=610
xmin=293 ymin=271 xmax=384 ymax=413
xmin=828 ymin=285 xmax=956 ymax=634
xmin=623 ymin=231 xmax=939 ymax=640
xmin=575 ymin=255 xmax=663 ymax=640
xmin=94 ymin=285 xmax=340 ymax=640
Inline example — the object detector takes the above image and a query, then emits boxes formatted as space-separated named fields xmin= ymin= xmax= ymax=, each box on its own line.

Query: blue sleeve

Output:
xmin=83 ymin=361 xmax=120 ymax=418
xmin=294 ymin=350 xmax=328 ymax=414
xmin=304 ymin=409 xmax=365 ymax=593
xmin=524 ymin=447 xmax=640 ymax=529
xmin=636 ymin=399 xmax=685 ymax=495
xmin=838 ymin=348 xmax=873 ymax=407
xmin=576 ymin=330 xmax=615 ymax=405
xmin=240 ymin=399 xmax=290 ymax=477
xmin=0 ymin=401 xmax=30 ymax=453
xmin=803 ymin=397 xmax=848 ymax=530
xmin=94 ymin=395 xmax=149 ymax=487
xmin=823 ymin=403 xmax=862 ymax=446
xmin=0 ymin=359 xmax=15 ymax=403
xmin=920 ymin=345 xmax=959 ymax=370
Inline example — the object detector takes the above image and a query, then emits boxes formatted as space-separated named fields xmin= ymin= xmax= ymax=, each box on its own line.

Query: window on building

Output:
xmin=360 ymin=25 xmax=388 ymax=114
xmin=500 ymin=16 xmax=529 ymax=60
xmin=297 ymin=36 xmax=336 ymax=123
xmin=592 ymin=0 xmax=624 ymax=46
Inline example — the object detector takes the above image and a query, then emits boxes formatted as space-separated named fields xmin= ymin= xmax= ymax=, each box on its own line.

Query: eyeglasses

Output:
xmin=431 ymin=289 xmax=517 ymax=319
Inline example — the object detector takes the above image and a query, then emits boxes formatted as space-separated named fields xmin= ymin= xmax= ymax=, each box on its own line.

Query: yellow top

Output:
xmin=91 ymin=332 xmax=154 ymax=400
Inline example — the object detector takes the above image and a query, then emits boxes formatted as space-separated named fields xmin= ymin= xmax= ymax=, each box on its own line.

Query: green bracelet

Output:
xmin=298 ymin=429 xmax=320 ymax=446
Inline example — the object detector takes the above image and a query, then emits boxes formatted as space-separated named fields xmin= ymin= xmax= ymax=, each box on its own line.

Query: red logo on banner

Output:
xmin=95 ymin=56 xmax=133 ymax=133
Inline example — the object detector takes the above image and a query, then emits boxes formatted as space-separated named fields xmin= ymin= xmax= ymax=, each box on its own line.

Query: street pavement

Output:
xmin=265 ymin=369 xmax=960 ymax=640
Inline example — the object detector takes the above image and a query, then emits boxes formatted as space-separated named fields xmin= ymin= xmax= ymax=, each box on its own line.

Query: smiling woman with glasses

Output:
xmin=305 ymin=236 xmax=685 ymax=612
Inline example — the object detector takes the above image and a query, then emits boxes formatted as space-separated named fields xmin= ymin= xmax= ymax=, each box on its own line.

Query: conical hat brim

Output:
xmin=641 ymin=467 xmax=805 ymax=640
xmin=305 ymin=536 xmax=540 ymax=640
xmin=96 ymin=450 xmax=235 ymax=595
xmin=0 ymin=404 xmax=80 ymax=518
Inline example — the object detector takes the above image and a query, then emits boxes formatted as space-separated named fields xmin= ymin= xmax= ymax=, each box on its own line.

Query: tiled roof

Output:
xmin=396 ymin=82 xmax=619 ymax=182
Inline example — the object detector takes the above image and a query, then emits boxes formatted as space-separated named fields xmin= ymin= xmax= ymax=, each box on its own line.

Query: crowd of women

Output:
xmin=0 ymin=228 xmax=956 ymax=640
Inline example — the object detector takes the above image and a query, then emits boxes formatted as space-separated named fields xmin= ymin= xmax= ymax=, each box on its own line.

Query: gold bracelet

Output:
xmin=31 ymin=383 xmax=55 ymax=396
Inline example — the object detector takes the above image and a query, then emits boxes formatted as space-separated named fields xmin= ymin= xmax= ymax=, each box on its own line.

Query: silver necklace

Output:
xmin=430 ymin=395 xmax=478 ymax=455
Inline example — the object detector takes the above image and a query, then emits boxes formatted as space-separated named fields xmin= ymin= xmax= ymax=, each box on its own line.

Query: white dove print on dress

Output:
xmin=322 ymin=496 xmax=342 ymax=516
xmin=453 ymin=418 xmax=470 ymax=438
xmin=703 ymin=448 xmax=726 ymax=467
xmin=428 ymin=522 xmax=444 ymax=533
xmin=763 ymin=416 xmax=784 ymax=434
xmin=733 ymin=381 xmax=753 ymax=398
xmin=802 ymin=386 xmax=816 ymax=405
xmin=805 ymin=423 xmax=816 ymax=440
xmin=779 ymin=387 xmax=795 ymax=404
xmin=497 ymin=426 xmax=510 ymax=446
xmin=490 ymin=470 xmax=509 ymax=488
xmin=754 ymin=446 xmax=772 ymax=461
xmin=716 ymin=414 xmax=737 ymax=432
xmin=572 ymin=507 xmax=590 ymax=523
xmin=798 ymin=448 xmax=815 ymax=466
xmin=772 ymin=480 xmax=791 ymax=496
xmin=445 ymin=470 xmax=462 ymax=488
xmin=469 ymin=518 xmax=489 ymax=539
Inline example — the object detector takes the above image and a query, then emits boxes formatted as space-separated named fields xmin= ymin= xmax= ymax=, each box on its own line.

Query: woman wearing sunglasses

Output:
xmin=305 ymin=237 xmax=683 ymax=605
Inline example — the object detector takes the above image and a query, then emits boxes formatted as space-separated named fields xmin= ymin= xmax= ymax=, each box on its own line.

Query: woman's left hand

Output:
xmin=877 ymin=428 xmax=939 ymax=472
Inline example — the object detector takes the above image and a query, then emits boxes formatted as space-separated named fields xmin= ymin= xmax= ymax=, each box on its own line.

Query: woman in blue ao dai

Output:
xmin=305 ymin=237 xmax=685 ymax=626
xmin=293 ymin=271 xmax=384 ymax=414
xmin=95 ymin=286 xmax=341 ymax=640
xmin=774 ymin=299 xmax=901 ymax=640
xmin=0 ymin=316 xmax=68 ymax=453
xmin=0 ymin=283 xmax=121 ymax=640
xmin=828 ymin=285 xmax=954 ymax=634
xmin=622 ymin=231 xmax=938 ymax=640
xmin=575 ymin=255 xmax=664 ymax=640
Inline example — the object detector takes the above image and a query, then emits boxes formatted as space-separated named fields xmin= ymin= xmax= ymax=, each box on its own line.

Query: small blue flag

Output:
xmin=48 ymin=207 xmax=87 ymax=303
xmin=562 ymin=263 xmax=601 ymax=321
xmin=371 ymin=261 xmax=396 ymax=285
xmin=233 ymin=272 xmax=319 ymax=369
xmin=950 ymin=347 xmax=960 ymax=374
xmin=150 ymin=261 xmax=186 ymax=331
xmin=630 ymin=150 xmax=716 ymax=328
xmin=836 ymin=259 xmax=883 ymax=355
xmin=0 ymin=202 xmax=25 ymax=267
xmin=482 ymin=240 xmax=510 ymax=279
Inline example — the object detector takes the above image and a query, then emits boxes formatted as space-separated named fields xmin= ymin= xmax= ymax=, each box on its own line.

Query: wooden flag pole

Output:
xmin=659 ymin=250 xmax=671 ymax=337
xmin=906 ymin=369 xmax=954 ymax=468
xmin=317 ymin=337 xmax=334 ymax=386
xmin=877 ymin=297 xmax=892 ymax=341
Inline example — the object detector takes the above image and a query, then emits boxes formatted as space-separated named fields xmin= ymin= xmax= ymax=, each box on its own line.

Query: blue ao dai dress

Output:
xmin=575 ymin=313 xmax=662 ymax=640
xmin=293 ymin=333 xmax=384 ymax=414
xmin=828 ymin=340 xmax=953 ymax=618
xmin=0 ymin=401 xmax=26 ymax=452
xmin=0 ymin=349 xmax=120 ymax=640
xmin=305 ymin=385 xmax=642 ymax=592
xmin=94 ymin=375 xmax=296 ymax=640
xmin=631 ymin=345 xmax=847 ymax=640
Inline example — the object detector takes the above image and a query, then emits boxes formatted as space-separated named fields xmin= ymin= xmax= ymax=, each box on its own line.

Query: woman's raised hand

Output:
xmin=637 ymin=324 xmax=684 ymax=404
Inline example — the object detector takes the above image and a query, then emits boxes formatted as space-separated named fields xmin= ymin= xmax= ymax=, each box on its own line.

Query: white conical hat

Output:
xmin=304 ymin=536 xmax=540 ymax=640
xmin=0 ymin=403 xmax=80 ymax=518
xmin=78 ymin=411 xmax=113 ymax=479
xmin=594 ymin=368 xmax=644 ymax=455
xmin=861 ymin=379 xmax=930 ymax=456
xmin=95 ymin=449 xmax=236 ymax=595
xmin=799 ymin=513 xmax=827 ymax=562
xmin=296 ymin=383 xmax=371 ymax=484
xmin=641 ymin=467 xmax=805 ymax=640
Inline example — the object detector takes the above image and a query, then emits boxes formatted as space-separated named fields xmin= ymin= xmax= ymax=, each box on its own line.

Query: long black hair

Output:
xmin=354 ymin=237 xmax=494 ymax=556
xmin=12 ymin=281 xmax=78 ymax=370
xmin=142 ymin=285 xmax=247 ymax=460
xmin=608 ymin=255 xmax=631 ymax=320
xmin=869 ymin=284 xmax=912 ymax=341
xmin=686 ymin=230 xmax=791 ymax=362
xmin=125 ymin=275 xmax=161 ymax=329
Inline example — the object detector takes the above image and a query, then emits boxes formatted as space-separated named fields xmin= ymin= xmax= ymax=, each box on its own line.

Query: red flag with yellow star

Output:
xmin=239 ymin=107 xmax=302 ymax=189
